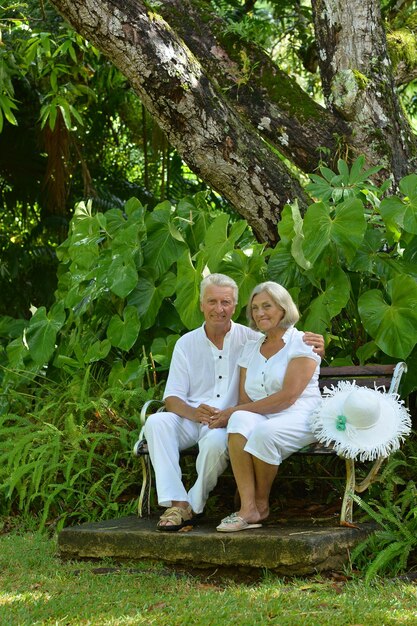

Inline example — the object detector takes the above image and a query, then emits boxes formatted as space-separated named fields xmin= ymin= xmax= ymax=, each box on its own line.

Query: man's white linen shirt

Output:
xmin=163 ymin=321 xmax=261 ymax=411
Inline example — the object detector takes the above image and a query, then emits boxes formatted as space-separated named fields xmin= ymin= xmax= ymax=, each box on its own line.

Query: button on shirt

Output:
xmin=163 ymin=321 xmax=261 ymax=410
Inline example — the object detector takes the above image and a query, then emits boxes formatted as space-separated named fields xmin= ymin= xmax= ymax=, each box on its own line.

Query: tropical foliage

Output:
xmin=1 ymin=158 xmax=417 ymax=529
xmin=351 ymin=449 xmax=417 ymax=580
xmin=1 ymin=1 xmax=417 ymax=570
xmin=0 ymin=0 xmax=210 ymax=319
xmin=270 ymin=158 xmax=417 ymax=388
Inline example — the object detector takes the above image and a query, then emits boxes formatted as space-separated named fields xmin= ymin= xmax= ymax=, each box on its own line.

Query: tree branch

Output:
xmin=48 ymin=0 xmax=312 ymax=244
xmin=159 ymin=0 xmax=349 ymax=173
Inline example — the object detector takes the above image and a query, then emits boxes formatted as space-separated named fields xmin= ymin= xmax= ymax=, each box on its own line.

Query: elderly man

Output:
xmin=143 ymin=273 xmax=324 ymax=531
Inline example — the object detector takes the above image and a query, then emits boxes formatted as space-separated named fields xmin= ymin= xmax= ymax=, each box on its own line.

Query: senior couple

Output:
xmin=143 ymin=273 xmax=324 ymax=532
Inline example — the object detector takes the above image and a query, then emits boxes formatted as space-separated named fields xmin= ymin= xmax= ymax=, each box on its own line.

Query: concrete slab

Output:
xmin=58 ymin=515 xmax=374 ymax=575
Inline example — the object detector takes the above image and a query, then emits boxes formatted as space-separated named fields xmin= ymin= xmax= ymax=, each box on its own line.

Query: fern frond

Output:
xmin=352 ymin=494 xmax=392 ymax=531
xmin=365 ymin=541 xmax=410 ymax=582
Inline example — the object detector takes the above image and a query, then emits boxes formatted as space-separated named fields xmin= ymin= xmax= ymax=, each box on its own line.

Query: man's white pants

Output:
xmin=143 ymin=412 xmax=229 ymax=514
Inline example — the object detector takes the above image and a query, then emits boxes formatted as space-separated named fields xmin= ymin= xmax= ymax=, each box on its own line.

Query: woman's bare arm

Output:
xmin=209 ymin=357 xmax=317 ymax=428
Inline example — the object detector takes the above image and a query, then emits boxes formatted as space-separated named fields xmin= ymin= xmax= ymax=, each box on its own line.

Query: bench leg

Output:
xmin=340 ymin=458 xmax=355 ymax=525
xmin=137 ymin=456 xmax=152 ymax=518
xmin=355 ymin=457 xmax=385 ymax=493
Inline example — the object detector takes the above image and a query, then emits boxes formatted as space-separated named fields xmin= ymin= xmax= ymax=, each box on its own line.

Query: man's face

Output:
xmin=200 ymin=285 xmax=236 ymax=329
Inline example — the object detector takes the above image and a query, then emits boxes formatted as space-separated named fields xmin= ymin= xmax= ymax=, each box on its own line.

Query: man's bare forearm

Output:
xmin=164 ymin=396 xmax=217 ymax=424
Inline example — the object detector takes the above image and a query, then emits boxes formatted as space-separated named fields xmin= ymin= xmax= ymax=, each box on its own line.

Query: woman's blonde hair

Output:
xmin=246 ymin=281 xmax=299 ymax=330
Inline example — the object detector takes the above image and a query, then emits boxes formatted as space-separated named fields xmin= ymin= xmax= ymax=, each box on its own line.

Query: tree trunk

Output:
xmin=312 ymin=0 xmax=416 ymax=181
xmin=156 ymin=0 xmax=349 ymax=174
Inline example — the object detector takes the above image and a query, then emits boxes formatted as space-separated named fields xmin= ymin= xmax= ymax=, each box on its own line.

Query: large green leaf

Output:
xmin=156 ymin=301 xmax=184 ymax=334
xmin=143 ymin=204 xmax=187 ymax=277
xmin=371 ymin=254 xmax=405 ymax=284
xmin=84 ymin=339 xmax=112 ymax=363
xmin=111 ymin=222 xmax=144 ymax=261
xmin=378 ymin=196 xmax=405 ymax=235
xmin=101 ymin=208 xmax=126 ymax=237
xmin=67 ymin=234 xmax=100 ymax=270
xmin=174 ymin=252 xmax=206 ymax=329
xmin=302 ymin=202 xmax=330 ymax=264
xmin=177 ymin=192 xmax=213 ymax=253
xmin=71 ymin=201 xmax=101 ymax=237
xmin=108 ymin=358 xmax=146 ymax=388
xmin=358 ymin=274 xmax=417 ymax=358
xmin=127 ymin=271 xmax=176 ymax=329
xmin=108 ymin=203 xmax=146 ymax=266
xmin=24 ymin=303 xmax=66 ymax=365
xmin=267 ymin=241 xmax=303 ymax=289
xmin=64 ymin=274 xmax=107 ymax=313
xmin=291 ymin=202 xmax=311 ymax=271
xmin=301 ymin=267 xmax=350 ymax=334
xmin=269 ymin=202 xmax=307 ymax=283
xmin=84 ymin=250 xmax=112 ymax=287
xmin=204 ymin=214 xmax=247 ymax=272
xmin=277 ymin=201 xmax=311 ymax=270
xmin=150 ymin=335 xmax=180 ymax=369
xmin=348 ymin=228 xmax=385 ymax=273
xmin=107 ymin=306 xmax=141 ymax=351
xmin=379 ymin=174 xmax=417 ymax=235
xmin=108 ymin=256 xmax=138 ymax=298
xmin=65 ymin=205 xmax=103 ymax=271
xmin=6 ymin=336 xmax=27 ymax=368
xmin=125 ymin=196 xmax=145 ymax=217
xmin=399 ymin=174 xmax=417 ymax=234
xmin=303 ymin=198 xmax=366 ymax=264
xmin=276 ymin=203 xmax=296 ymax=244
xmin=218 ymin=247 xmax=267 ymax=313
xmin=403 ymin=235 xmax=417 ymax=276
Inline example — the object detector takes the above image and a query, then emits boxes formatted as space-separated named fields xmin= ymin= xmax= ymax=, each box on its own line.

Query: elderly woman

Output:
xmin=213 ymin=281 xmax=321 ymax=532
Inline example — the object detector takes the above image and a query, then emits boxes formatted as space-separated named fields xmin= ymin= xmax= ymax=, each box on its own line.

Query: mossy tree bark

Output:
xmin=152 ymin=0 xmax=349 ymax=174
xmin=312 ymin=0 xmax=416 ymax=181
xmin=48 ymin=0 xmax=417 ymax=244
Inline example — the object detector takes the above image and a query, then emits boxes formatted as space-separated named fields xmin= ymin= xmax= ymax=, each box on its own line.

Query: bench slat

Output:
xmin=320 ymin=365 xmax=395 ymax=376
xmin=319 ymin=377 xmax=393 ymax=390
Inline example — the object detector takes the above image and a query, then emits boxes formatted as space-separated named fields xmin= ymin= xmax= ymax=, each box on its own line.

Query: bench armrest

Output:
xmin=133 ymin=400 xmax=165 ymax=458
xmin=140 ymin=399 xmax=165 ymax=426
xmin=388 ymin=361 xmax=407 ymax=395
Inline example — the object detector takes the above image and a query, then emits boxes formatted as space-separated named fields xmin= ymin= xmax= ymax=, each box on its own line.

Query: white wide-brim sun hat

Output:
xmin=310 ymin=381 xmax=412 ymax=462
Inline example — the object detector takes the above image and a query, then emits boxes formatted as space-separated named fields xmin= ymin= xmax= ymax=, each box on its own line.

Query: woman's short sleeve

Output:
xmin=288 ymin=330 xmax=321 ymax=365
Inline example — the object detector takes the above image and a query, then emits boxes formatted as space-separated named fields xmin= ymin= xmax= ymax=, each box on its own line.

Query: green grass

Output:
xmin=1 ymin=530 xmax=417 ymax=625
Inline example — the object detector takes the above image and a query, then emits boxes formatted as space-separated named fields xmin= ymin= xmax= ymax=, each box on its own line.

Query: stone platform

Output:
xmin=58 ymin=514 xmax=374 ymax=576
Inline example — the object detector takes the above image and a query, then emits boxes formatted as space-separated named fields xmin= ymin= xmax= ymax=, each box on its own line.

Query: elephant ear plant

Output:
xmin=0 ymin=198 xmax=169 ymax=529
xmin=1 ymin=157 xmax=417 ymax=531
xmin=0 ymin=192 xmax=263 ymax=528
xmin=267 ymin=157 xmax=417 ymax=394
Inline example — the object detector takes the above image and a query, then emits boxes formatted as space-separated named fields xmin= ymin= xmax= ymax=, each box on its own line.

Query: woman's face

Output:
xmin=251 ymin=291 xmax=285 ymax=333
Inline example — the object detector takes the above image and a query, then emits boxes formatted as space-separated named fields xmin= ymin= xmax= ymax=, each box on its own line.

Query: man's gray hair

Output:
xmin=200 ymin=273 xmax=238 ymax=304
xmin=246 ymin=281 xmax=299 ymax=329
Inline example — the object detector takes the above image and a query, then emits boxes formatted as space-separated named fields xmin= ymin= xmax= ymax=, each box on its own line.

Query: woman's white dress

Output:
xmin=226 ymin=326 xmax=321 ymax=465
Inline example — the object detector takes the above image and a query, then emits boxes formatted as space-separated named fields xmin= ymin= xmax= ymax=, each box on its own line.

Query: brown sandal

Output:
xmin=156 ymin=505 xmax=198 ymax=532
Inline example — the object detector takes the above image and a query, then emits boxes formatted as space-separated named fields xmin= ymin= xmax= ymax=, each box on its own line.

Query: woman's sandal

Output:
xmin=216 ymin=513 xmax=262 ymax=532
xmin=156 ymin=505 xmax=199 ymax=532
